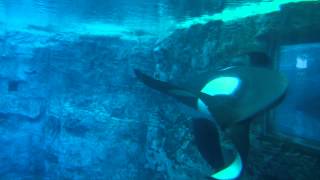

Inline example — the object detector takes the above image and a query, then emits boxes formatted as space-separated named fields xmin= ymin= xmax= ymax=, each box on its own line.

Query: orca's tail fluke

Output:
xmin=134 ymin=69 xmax=198 ymax=108
xmin=193 ymin=118 xmax=250 ymax=180
xmin=209 ymin=120 xmax=250 ymax=180
xmin=229 ymin=120 xmax=250 ymax=166
xmin=193 ymin=118 xmax=224 ymax=170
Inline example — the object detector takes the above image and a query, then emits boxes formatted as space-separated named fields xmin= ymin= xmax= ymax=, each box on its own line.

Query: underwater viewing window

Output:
xmin=268 ymin=42 xmax=320 ymax=150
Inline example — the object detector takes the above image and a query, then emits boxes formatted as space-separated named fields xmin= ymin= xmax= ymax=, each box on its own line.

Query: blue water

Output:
xmin=1 ymin=0 xmax=319 ymax=179
xmin=0 ymin=1 xmax=225 ymax=179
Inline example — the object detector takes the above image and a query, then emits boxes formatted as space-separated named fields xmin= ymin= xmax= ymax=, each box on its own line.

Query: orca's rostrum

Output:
xmin=134 ymin=53 xmax=288 ymax=179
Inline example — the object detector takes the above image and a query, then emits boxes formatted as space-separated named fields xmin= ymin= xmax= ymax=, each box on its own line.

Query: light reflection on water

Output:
xmin=0 ymin=0 xmax=179 ymax=39
xmin=1 ymin=0 xmax=312 ymax=38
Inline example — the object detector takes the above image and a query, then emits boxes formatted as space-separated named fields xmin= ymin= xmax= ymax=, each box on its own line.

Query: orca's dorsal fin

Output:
xmin=247 ymin=51 xmax=272 ymax=68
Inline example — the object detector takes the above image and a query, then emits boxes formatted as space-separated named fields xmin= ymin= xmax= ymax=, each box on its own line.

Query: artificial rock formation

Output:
xmin=0 ymin=1 xmax=320 ymax=180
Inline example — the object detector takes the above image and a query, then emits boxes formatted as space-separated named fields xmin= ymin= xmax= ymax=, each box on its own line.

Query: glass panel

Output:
xmin=270 ymin=43 xmax=320 ymax=149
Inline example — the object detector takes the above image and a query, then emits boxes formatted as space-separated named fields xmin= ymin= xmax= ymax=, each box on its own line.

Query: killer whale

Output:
xmin=134 ymin=54 xmax=288 ymax=179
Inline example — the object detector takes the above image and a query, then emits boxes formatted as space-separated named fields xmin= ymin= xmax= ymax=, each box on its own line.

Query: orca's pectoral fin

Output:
xmin=192 ymin=118 xmax=224 ymax=170
xmin=134 ymin=69 xmax=198 ymax=107
xmin=134 ymin=69 xmax=176 ymax=92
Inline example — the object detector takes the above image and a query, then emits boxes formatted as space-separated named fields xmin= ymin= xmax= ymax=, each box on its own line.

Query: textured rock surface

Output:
xmin=0 ymin=29 xmax=209 ymax=179
xmin=1 ymin=31 xmax=155 ymax=179
xmin=152 ymin=1 xmax=320 ymax=180
xmin=1 ymin=1 xmax=320 ymax=180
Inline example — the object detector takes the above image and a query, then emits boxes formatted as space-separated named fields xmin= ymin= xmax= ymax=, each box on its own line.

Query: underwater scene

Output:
xmin=1 ymin=0 xmax=320 ymax=179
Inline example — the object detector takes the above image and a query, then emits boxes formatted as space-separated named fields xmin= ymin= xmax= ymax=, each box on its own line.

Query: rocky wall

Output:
xmin=1 ymin=1 xmax=320 ymax=180
xmin=0 ymin=31 xmax=203 ymax=179
xmin=151 ymin=1 xmax=320 ymax=180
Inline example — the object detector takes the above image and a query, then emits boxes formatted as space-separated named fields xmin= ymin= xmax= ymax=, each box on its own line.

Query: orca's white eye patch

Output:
xmin=197 ymin=76 xmax=241 ymax=115
xmin=200 ymin=76 xmax=241 ymax=96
